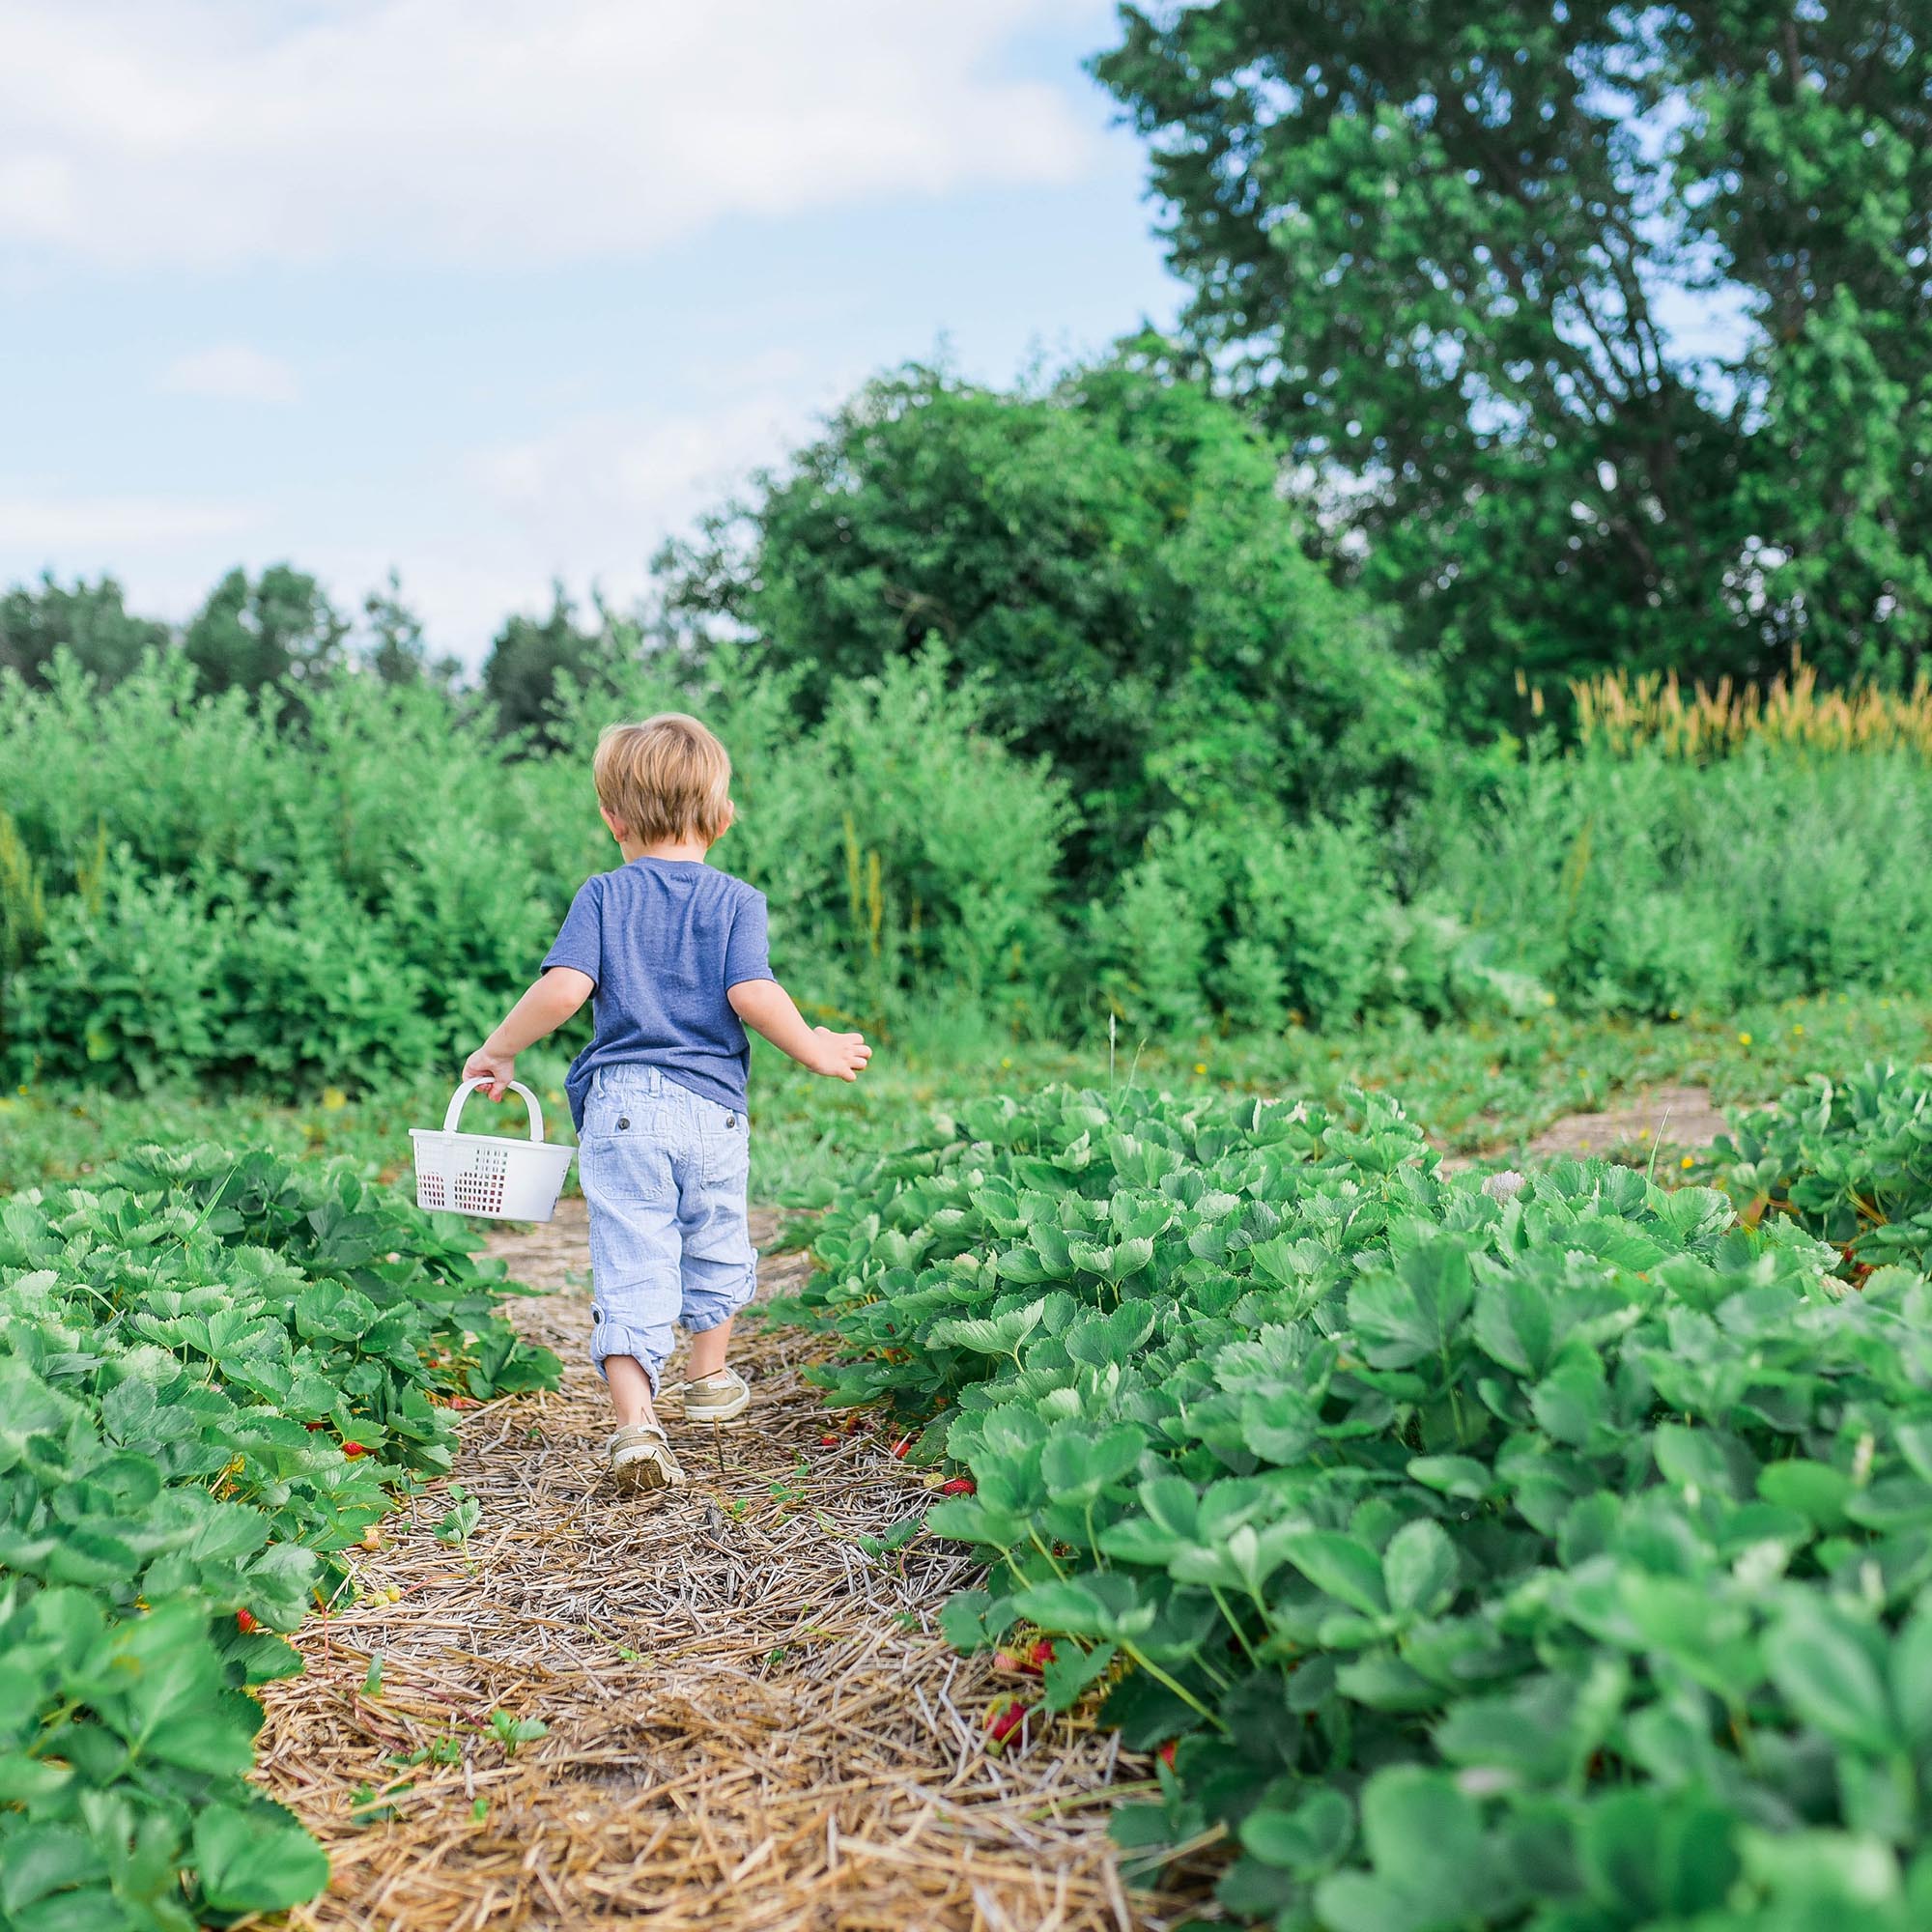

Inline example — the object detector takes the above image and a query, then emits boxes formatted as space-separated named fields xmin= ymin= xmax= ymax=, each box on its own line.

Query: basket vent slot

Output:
xmin=451 ymin=1146 xmax=511 ymax=1216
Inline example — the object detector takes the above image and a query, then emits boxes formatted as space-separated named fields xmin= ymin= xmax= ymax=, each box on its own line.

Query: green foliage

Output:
xmin=1717 ymin=1063 xmax=1932 ymax=1274
xmin=1431 ymin=741 xmax=1932 ymax=1015
xmin=1096 ymin=2 xmax=1932 ymax=709
xmin=0 ymin=574 xmax=169 ymax=689
xmin=479 ymin=585 xmax=632 ymax=747
xmin=0 ymin=1143 xmax=558 ymax=1927
xmin=0 ymin=649 xmax=1065 ymax=1089
xmin=182 ymin=565 xmax=348 ymax=696
xmin=358 ymin=573 xmax=461 ymax=691
xmin=657 ymin=348 xmax=1440 ymax=877
xmin=783 ymin=1076 xmax=1932 ymax=1927
xmin=10 ymin=583 xmax=1932 ymax=1075
xmin=1093 ymin=805 xmax=1543 ymax=1034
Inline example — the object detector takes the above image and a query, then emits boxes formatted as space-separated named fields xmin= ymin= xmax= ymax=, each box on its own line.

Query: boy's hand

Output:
xmin=462 ymin=1046 xmax=517 ymax=1101
xmin=808 ymin=1027 xmax=871 ymax=1082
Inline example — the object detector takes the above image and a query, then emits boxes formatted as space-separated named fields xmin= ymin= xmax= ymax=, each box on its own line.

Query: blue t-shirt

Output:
xmin=541 ymin=858 xmax=772 ymax=1130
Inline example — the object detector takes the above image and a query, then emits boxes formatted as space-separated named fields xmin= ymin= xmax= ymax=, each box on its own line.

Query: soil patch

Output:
xmin=1521 ymin=1083 xmax=1730 ymax=1161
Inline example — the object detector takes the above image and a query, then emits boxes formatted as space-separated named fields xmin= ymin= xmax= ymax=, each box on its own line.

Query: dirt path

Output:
xmin=1439 ymin=1082 xmax=1732 ymax=1173
xmin=259 ymin=1204 xmax=1188 ymax=1932
xmin=1520 ymin=1082 xmax=1729 ymax=1162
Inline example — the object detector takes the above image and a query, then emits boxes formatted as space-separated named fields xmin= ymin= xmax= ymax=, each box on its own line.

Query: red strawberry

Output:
xmin=938 ymin=1476 xmax=976 ymax=1495
xmin=342 ymin=1441 xmax=369 ymax=1458
xmin=1157 ymin=1740 xmax=1177 ymax=1770
xmin=304 ymin=1421 xmax=327 ymax=1432
xmin=1028 ymin=1638 xmax=1056 ymax=1668
xmin=985 ymin=1699 xmax=1025 ymax=1747
xmin=819 ymin=1435 xmax=840 ymax=1447
xmin=235 ymin=1608 xmax=259 ymax=1634
xmin=891 ymin=1436 xmax=913 ymax=1460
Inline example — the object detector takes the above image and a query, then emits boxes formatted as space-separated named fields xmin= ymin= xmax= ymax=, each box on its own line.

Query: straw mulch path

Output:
xmin=257 ymin=1202 xmax=1196 ymax=1932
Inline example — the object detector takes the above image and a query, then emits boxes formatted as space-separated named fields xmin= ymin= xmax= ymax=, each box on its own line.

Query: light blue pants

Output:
xmin=577 ymin=1065 xmax=757 ymax=1394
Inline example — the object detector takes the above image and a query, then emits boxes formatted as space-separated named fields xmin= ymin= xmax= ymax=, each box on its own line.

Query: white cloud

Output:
xmin=159 ymin=341 xmax=300 ymax=404
xmin=472 ymin=394 xmax=813 ymax=545
xmin=0 ymin=0 xmax=1104 ymax=269
xmin=446 ymin=380 xmax=842 ymax=642
xmin=0 ymin=491 xmax=254 ymax=551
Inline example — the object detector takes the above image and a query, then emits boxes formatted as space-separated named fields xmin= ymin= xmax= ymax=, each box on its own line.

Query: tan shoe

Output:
xmin=667 ymin=1367 xmax=752 ymax=1426
xmin=607 ymin=1423 xmax=685 ymax=1492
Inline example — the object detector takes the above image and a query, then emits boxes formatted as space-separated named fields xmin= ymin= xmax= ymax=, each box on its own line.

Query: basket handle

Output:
xmin=441 ymin=1079 xmax=547 ymax=1142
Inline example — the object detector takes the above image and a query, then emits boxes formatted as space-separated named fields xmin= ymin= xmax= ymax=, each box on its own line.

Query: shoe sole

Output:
xmin=611 ymin=1452 xmax=684 ymax=1492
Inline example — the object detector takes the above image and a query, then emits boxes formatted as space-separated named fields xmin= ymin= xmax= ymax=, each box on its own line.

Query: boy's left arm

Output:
xmin=463 ymin=968 xmax=594 ymax=1100
xmin=728 ymin=978 xmax=870 ymax=1080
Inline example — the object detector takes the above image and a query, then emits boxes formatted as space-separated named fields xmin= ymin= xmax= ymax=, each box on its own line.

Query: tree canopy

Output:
xmin=0 ymin=575 xmax=169 ymax=688
xmin=480 ymin=586 xmax=637 ymax=745
xmin=182 ymin=564 xmax=349 ymax=696
xmin=1096 ymin=0 xmax=1932 ymax=712
xmin=656 ymin=347 xmax=1439 ymax=875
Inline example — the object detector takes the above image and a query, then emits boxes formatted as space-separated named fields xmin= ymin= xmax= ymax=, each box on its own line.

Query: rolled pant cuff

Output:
xmin=681 ymin=1262 xmax=759 ymax=1336
xmin=589 ymin=1318 xmax=671 ymax=1393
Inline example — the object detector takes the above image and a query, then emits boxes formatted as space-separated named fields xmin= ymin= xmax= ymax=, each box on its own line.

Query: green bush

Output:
xmin=781 ymin=1080 xmax=1932 ymax=1930
xmin=656 ymin=350 xmax=1441 ymax=887
xmin=1094 ymin=807 xmax=1541 ymax=1036
xmin=1435 ymin=744 xmax=1932 ymax=1018
xmin=0 ymin=1144 xmax=558 ymax=1928
xmin=0 ymin=650 xmax=1069 ymax=1090
xmin=11 ymin=640 xmax=1932 ymax=1089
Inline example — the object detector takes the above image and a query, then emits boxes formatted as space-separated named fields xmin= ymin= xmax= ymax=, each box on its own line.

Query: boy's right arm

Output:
xmin=464 ymin=968 xmax=594 ymax=1099
xmin=727 ymin=980 xmax=870 ymax=1081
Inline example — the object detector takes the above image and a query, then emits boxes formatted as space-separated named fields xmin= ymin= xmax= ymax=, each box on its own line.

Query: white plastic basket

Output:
xmin=410 ymin=1079 xmax=574 ymax=1222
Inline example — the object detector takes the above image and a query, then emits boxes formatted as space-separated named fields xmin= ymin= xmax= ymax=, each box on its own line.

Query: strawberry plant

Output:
xmin=782 ymin=1081 xmax=1932 ymax=1929
xmin=0 ymin=1143 xmax=558 ymax=1929
xmin=1716 ymin=1062 xmax=1932 ymax=1272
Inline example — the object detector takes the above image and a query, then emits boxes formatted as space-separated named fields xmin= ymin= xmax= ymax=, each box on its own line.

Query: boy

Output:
xmin=463 ymin=713 xmax=869 ymax=1492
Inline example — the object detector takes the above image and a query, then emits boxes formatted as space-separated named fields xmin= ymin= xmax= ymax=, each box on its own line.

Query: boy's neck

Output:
xmin=622 ymin=834 xmax=712 ymax=865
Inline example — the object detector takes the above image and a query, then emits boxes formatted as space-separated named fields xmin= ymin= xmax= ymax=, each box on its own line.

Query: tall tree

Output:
xmin=1096 ymin=1 xmax=1932 ymax=712
xmin=480 ymin=585 xmax=629 ymax=744
xmin=1677 ymin=4 xmax=1932 ymax=680
xmin=0 ymin=574 xmax=168 ymax=688
xmin=657 ymin=346 xmax=1439 ymax=879
xmin=182 ymin=564 xmax=348 ymax=695
xmin=357 ymin=571 xmax=461 ymax=690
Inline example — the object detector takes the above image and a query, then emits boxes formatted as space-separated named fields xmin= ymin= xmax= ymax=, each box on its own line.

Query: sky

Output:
xmin=0 ymin=0 xmax=1183 ymax=661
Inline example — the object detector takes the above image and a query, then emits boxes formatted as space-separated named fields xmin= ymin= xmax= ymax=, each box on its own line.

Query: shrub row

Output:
xmin=781 ymin=1078 xmax=1932 ymax=1930
xmin=13 ymin=653 xmax=1932 ymax=1094
xmin=0 ymin=653 xmax=1068 ymax=1092
xmin=0 ymin=1146 xmax=558 ymax=1929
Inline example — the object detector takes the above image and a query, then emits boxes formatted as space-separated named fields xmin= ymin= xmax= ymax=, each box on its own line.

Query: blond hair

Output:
xmin=593 ymin=714 xmax=732 ymax=845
